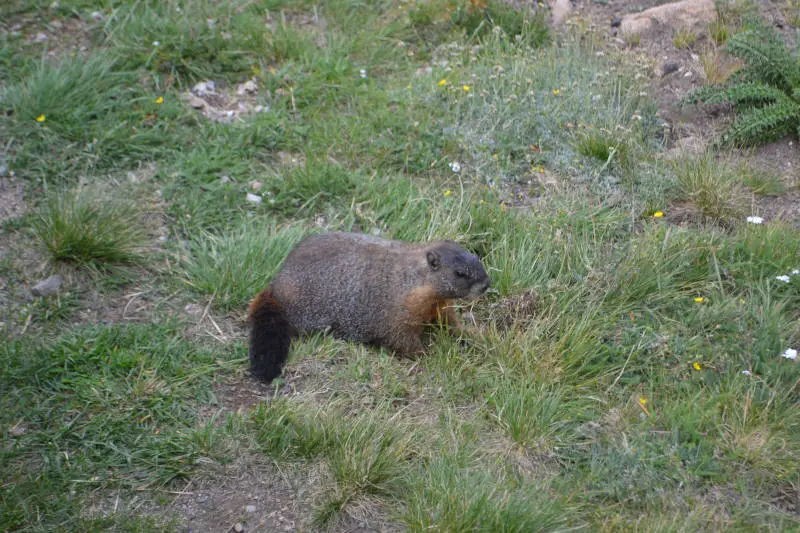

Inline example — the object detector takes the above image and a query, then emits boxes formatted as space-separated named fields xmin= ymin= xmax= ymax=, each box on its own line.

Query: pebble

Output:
xmin=237 ymin=79 xmax=258 ymax=96
xmin=245 ymin=505 xmax=257 ymax=512
xmin=188 ymin=95 xmax=206 ymax=109
xmin=90 ymin=11 xmax=103 ymax=20
xmin=31 ymin=275 xmax=63 ymax=297
xmin=233 ymin=523 xmax=243 ymax=533
xmin=35 ymin=32 xmax=48 ymax=42
xmin=246 ymin=193 xmax=262 ymax=204
xmin=185 ymin=303 xmax=203 ymax=315
xmin=192 ymin=80 xmax=215 ymax=95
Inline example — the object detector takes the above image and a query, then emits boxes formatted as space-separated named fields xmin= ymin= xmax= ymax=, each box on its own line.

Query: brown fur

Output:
xmin=247 ymin=232 xmax=490 ymax=382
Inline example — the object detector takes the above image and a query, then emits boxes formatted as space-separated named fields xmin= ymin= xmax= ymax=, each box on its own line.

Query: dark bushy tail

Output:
xmin=248 ymin=287 xmax=294 ymax=382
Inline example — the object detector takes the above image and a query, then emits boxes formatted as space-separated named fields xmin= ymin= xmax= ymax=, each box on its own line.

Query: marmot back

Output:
xmin=248 ymin=232 xmax=490 ymax=382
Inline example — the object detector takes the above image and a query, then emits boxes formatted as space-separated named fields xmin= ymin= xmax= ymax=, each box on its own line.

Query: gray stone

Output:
xmin=31 ymin=275 xmax=63 ymax=297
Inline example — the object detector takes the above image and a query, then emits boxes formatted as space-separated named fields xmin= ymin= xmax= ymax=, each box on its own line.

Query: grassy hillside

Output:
xmin=1 ymin=0 xmax=798 ymax=531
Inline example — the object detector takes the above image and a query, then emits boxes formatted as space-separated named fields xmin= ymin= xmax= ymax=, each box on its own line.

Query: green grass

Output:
xmin=673 ymin=27 xmax=697 ymax=49
xmin=673 ymin=153 xmax=745 ymax=223
xmin=182 ymin=220 xmax=308 ymax=312
xmin=1 ymin=323 xmax=238 ymax=532
xmin=33 ymin=190 xmax=149 ymax=265
xmin=3 ymin=0 xmax=800 ymax=531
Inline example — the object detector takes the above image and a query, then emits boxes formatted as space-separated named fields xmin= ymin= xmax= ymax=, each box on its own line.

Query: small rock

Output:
xmin=245 ymin=505 xmax=257 ymax=513
xmin=610 ymin=16 xmax=622 ymax=27
xmin=196 ymin=494 xmax=208 ymax=503
xmin=0 ymin=165 xmax=7 ymax=176
xmin=90 ymin=10 xmax=103 ymax=20
xmin=683 ymin=70 xmax=693 ymax=77
xmin=188 ymin=95 xmax=206 ymax=109
xmin=661 ymin=61 xmax=680 ymax=76
xmin=237 ymin=79 xmax=258 ymax=96
xmin=31 ymin=275 xmax=63 ymax=297
xmin=35 ymin=32 xmax=48 ymax=42
xmin=254 ymin=105 xmax=266 ymax=113
xmin=220 ymin=175 xmax=233 ymax=184
xmin=192 ymin=80 xmax=215 ymax=95
xmin=9 ymin=423 xmax=27 ymax=436
xmin=249 ymin=180 xmax=262 ymax=191
xmin=185 ymin=303 xmax=203 ymax=315
xmin=233 ymin=523 xmax=243 ymax=533
xmin=246 ymin=193 xmax=262 ymax=204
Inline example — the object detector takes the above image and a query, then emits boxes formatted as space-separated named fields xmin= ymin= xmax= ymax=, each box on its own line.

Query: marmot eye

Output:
xmin=455 ymin=269 xmax=467 ymax=278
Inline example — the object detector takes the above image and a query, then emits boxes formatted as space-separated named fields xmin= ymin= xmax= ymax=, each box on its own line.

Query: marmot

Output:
xmin=248 ymin=232 xmax=491 ymax=382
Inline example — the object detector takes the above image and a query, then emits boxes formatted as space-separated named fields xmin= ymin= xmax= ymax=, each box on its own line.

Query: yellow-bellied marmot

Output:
xmin=248 ymin=232 xmax=491 ymax=382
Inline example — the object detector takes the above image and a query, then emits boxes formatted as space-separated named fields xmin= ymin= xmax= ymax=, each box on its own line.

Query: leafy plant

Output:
xmin=686 ymin=25 xmax=800 ymax=145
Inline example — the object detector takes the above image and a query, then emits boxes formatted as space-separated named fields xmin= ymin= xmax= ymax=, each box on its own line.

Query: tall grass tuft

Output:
xmin=34 ymin=190 xmax=147 ymax=265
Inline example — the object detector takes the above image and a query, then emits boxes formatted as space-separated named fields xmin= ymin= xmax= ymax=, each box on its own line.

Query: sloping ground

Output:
xmin=1 ymin=0 xmax=799 ymax=531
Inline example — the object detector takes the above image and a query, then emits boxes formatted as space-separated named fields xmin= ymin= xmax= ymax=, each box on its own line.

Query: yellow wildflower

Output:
xmin=36 ymin=114 xmax=46 ymax=123
xmin=438 ymin=79 xmax=447 ymax=86
xmin=694 ymin=297 xmax=705 ymax=303
xmin=552 ymin=89 xmax=560 ymax=95
xmin=443 ymin=190 xmax=452 ymax=196
xmin=693 ymin=362 xmax=702 ymax=371
xmin=639 ymin=397 xmax=647 ymax=406
xmin=155 ymin=96 xmax=164 ymax=104
xmin=653 ymin=211 xmax=664 ymax=218
xmin=463 ymin=85 xmax=470 ymax=92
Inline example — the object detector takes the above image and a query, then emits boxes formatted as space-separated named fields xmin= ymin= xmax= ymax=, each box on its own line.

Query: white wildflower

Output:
xmin=792 ymin=269 xmax=799 ymax=275
xmin=359 ymin=69 xmax=367 ymax=78
xmin=781 ymin=348 xmax=797 ymax=360
xmin=741 ymin=370 xmax=751 ymax=376
xmin=746 ymin=216 xmax=763 ymax=224
xmin=776 ymin=275 xmax=791 ymax=283
xmin=152 ymin=40 xmax=160 ymax=46
xmin=449 ymin=161 xmax=461 ymax=173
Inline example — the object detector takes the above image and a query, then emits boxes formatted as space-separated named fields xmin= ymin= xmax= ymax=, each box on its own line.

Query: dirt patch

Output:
xmin=170 ymin=454 xmax=308 ymax=533
xmin=181 ymin=78 xmax=272 ymax=123
xmin=0 ymin=177 xmax=27 ymax=222
xmin=211 ymin=372 xmax=271 ymax=415
xmin=3 ymin=9 xmax=96 ymax=60
xmin=485 ymin=290 xmax=539 ymax=330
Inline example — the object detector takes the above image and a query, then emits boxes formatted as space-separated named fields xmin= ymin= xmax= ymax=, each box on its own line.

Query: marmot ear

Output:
xmin=426 ymin=250 xmax=441 ymax=270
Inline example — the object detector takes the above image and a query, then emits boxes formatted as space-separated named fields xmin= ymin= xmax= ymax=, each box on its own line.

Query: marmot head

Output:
xmin=425 ymin=241 xmax=491 ymax=299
